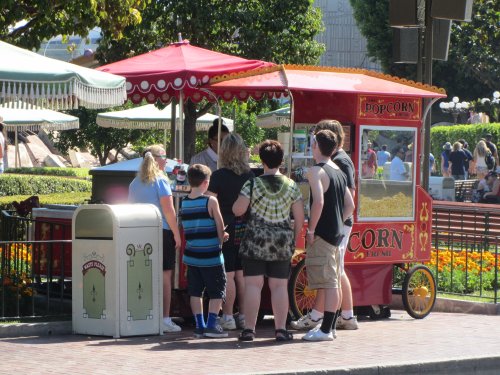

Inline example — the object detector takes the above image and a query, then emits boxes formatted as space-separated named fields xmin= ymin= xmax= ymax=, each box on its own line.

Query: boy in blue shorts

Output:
xmin=180 ymin=164 xmax=229 ymax=338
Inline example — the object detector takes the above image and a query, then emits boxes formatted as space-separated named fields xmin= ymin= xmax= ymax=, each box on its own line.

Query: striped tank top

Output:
xmin=180 ymin=196 xmax=223 ymax=267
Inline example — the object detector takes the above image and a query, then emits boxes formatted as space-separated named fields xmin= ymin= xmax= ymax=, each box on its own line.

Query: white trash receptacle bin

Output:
xmin=72 ymin=204 xmax=163 ymax=338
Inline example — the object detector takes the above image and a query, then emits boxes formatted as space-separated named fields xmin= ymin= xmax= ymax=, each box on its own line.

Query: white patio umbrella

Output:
xmin=0 ymin=41 xmax=126 ymax=110
xmin=0 ymin=104 xmax=79 ymax=167
xmin=256 ymin=106 xmax=291 ymax=128
xmin=96 ymin=103 xmax=233 ymax=150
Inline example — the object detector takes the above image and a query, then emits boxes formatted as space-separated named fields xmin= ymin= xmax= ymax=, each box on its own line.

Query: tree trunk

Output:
xmin=183 ymin=100 xmax=199 ymax=164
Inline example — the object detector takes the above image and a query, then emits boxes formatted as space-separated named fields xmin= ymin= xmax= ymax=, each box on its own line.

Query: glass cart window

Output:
xmin=358 ymin=126 xmax=416 ymax=220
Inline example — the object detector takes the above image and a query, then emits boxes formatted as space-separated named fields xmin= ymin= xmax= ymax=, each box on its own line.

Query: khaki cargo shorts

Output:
xmin=305 ymin=236 xmax=341 ymax=289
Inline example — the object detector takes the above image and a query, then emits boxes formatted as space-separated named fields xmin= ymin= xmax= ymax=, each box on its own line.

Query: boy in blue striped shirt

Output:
xmin=180 ymin=164 xmax=229 ymax=338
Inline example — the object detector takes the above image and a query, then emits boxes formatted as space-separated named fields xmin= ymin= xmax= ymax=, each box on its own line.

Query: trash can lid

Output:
xmin=74 ymin=204 xmax=161 ymax=228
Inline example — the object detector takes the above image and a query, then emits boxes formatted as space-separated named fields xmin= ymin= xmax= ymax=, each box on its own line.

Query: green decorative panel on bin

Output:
xmin=82 ymin=252 xmax=106 ymax=319
xmin=126 ymin=243 xmax=153 ymax=320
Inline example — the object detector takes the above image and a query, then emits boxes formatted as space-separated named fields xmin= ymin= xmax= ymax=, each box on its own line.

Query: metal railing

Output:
xmin=431 ymin=202 xmax=500 ymax=303
xmin=1 ymin=211 xmax=72 ymax=320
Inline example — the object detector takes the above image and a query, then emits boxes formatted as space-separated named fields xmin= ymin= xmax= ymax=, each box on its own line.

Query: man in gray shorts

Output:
xmin=302 ymin=130 xmax=354 ymax=341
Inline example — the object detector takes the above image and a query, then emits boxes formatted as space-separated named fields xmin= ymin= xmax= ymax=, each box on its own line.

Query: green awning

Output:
xmin=0 ymin=41 xmax=126 ymax=110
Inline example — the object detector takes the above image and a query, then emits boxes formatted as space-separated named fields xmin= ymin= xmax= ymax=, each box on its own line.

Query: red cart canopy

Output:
xmin=206 ymin=65 xmax=446 ymax=101
xmin=97 ymin=40 xmax=275 ymax=104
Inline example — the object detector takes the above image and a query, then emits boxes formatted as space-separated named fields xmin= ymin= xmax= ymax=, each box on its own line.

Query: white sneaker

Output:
xmin=220 ymin=316 xmax=237 ymax=330
xmin=290 ymin=312 xmax=323 ymax=330
xmin=163 ymin=319 xmax=182 ymax=333
xmin=336 ymin=316 xmax=359 ymax=330
xmin=302 ymin=326 xmax=335 ymax=341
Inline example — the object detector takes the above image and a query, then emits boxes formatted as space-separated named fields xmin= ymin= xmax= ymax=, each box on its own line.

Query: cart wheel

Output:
xmin=288 ymin=258 xmax=317 ymax=319
xmin=402 ymin=264 xmax=436 ymax=319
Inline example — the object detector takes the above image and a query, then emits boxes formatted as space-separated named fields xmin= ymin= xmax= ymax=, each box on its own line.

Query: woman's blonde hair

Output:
xmin=219 ymin=133 xmax=250 ymax=175
xmin=139 ymin=144 xmax=165 ymax=183
xmin=474 ymin=140 xmax=488 ymax=158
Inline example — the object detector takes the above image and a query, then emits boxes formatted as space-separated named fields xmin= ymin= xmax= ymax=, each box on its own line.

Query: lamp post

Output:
xmin=439 ymin=96 xmax=470 ymax=124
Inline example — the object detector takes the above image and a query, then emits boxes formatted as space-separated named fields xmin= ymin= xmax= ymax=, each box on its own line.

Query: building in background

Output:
xmin=314 ymin=0 xmax=381 ymax=71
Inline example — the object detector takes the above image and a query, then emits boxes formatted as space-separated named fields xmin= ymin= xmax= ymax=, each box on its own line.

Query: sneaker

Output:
xmin=336 ymin=316 xmax=359 ymax=330
xmin=290 ymin=313 xmax=323 ymax=330
xmin=163 ymin=319 xmax=182 ymax=333
xmin=193 ymin=327 xmax=204 ymax=338
xmin=203 ymin=325 xmax=228 ymax=338
xmin=302 ymin=326 xmax=335 ymax=342
xmin=234 ymin=314 xmax=246 ymax=330
xmin=220 ymin=316 xmax=237 ymax=330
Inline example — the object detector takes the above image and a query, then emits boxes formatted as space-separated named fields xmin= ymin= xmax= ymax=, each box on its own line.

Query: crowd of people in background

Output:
xmin=440 ymin=133 xmax=499 ymax=204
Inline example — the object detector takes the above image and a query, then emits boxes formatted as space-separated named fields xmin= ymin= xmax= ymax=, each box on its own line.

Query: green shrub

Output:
xmin=4 ymin=167 xmax=90 ymax=179
xmin=0 ymin=175 xmax=91 ymax=197
xmin=0 ymin=192 xmax=90 ymax=211
xmin=431 ymin=123 xmax=500 ymax=174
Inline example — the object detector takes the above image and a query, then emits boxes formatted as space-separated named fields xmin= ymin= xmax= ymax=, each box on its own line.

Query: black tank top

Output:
xmin=310 ymin=162 xmax=347 ymax=246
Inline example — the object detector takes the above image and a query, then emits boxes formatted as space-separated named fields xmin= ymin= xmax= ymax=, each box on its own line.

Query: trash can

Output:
xmin=72 ymin=204 xmax=163 ymax=338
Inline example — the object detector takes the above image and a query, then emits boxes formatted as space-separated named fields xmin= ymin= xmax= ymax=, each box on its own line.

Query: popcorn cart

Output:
xmin=206 ymin=65 xmax=446 ymax=319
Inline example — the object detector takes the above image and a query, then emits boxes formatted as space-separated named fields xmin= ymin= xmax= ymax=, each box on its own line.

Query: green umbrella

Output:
xmin=256 ymin=106 xmax=291 ymax=128
xmin=96 ymin=103 xmax=233 ymax=150
xmin=0 ymin=104 xmax=79 ymax=167
xmin=0 ymin=41 xmax=126 ymax=110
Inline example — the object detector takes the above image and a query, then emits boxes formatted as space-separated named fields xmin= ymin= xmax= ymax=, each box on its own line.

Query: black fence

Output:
xmin=1 ymin=211 xmax=72 ymax=320
xmin=431 ymin=202 xmax=500 ymax=303
xmin=2 ymin=201 xmax=500 ymax=320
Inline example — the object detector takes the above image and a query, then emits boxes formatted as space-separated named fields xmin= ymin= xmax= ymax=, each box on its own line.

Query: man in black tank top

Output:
xmin=302 ymin=130 xmax=354 ymax=342
xmin=291 ymin=120 xmax=359 ymax=332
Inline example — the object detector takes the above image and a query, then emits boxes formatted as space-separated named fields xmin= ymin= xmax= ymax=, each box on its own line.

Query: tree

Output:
xmin=97 ymin=0 xmax=325 ymax=162
xmin=349 ymin=0 xmax=499 ymax=100
xmin=56 ymin=107 xmax=157 ymax=166
xmin=0 ymin=0 xmax=150 ymax=50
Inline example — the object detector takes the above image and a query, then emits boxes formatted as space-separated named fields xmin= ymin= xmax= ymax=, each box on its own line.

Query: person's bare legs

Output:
xmin=163 ymin=270 xmax=172 ymax=317
xmin=340 ymin=272 xmax=353 ymax=312
xmin=235 ymin=270 xmax=245 ymax=314
xmin=268 ymin=277 xmax=289 ymax=331
xmin=222 ymin=271 xmax=236 ymax=316
xmin=242 ymin=275 xmax=264 ymax=331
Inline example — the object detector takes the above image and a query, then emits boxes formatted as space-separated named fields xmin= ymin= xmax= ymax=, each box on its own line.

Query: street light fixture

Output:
xmin=439 ymin=96 xmax=469 ymax=124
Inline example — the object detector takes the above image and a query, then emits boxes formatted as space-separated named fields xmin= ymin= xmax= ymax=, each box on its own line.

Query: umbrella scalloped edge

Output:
xmin=0 ymin=78 xmax=127 ymax=110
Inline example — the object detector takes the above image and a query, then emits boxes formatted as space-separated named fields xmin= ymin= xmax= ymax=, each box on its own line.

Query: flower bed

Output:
xmin=0 ymin=244 xmax=34 ymax=317
xmin=425 ymin=249 xmax=500 ymax=295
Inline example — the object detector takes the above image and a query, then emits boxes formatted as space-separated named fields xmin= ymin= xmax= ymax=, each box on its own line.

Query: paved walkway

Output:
xmin=1 ymin=310 xmax=499 ymax=375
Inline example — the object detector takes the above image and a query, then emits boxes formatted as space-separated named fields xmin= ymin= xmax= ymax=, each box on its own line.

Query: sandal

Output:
xmin=275 ymin=329 xmax=293 ymax=342
xmin=238 ymin=329 xmax=255 ymax=342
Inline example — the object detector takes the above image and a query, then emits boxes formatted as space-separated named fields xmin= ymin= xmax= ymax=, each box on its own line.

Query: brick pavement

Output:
xmin=1 ymin=310 xmax=500 ymax=375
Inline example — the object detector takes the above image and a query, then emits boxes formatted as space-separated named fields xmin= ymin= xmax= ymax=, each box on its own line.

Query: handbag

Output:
xmin=233 ymin=179 xmax=254 ymax=246
xmin=239 ymin=179 xmax=294 ymax=261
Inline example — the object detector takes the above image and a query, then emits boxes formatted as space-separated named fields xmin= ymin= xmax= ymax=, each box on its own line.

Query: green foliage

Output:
xmin=0 ymin=0 xmax=150 ymax=50
xmin=0 ymin=175 xmax=91 ymax=197
xmin=349 ymin=0 xmax=499 ymax=100
xmin=430 ymin=123 xmax=500 ymax=173
xmin=5 ymin=167 xmax=90 ymax=179
xmin=0 ymin=192 xmax=90 ymax=211
xmin=97 ymin=0 xmax=325 ymax=162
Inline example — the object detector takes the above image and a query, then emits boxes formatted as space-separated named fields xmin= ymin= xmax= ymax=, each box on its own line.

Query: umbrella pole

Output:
xmin=15 ymin=127 xmax=19 ymax=168
xmin=287 ymin=91 xmax=295 ymax=178
xmin=179 ymin=92 xmax=184 ymax=163
xmin=168 ymin=99 xmax=176 ymax=154
xmin=216 ymin=101 xmax=222 ymax=169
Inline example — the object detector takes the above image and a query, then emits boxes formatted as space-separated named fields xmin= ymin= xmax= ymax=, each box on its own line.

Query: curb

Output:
xmin=390 ymin=294 xmax=500 ymax=315
xmin=0 ymin=321 xmax=72 ymax=338
xmin=258 ymin=356 xmax=500 ymax=375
